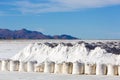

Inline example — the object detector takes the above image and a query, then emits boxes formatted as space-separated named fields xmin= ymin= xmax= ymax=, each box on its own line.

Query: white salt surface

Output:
xmin=0 ymin=71 xmax=120 ymax=80
xmin=0 ymin=40 xmax=29 ymax=58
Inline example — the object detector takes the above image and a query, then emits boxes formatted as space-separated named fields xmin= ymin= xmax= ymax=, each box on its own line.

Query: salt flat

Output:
xmin=0 ymin=71 xmax=120 ymax=80
xmin=0 ymin=40 xmax=120 ymax=80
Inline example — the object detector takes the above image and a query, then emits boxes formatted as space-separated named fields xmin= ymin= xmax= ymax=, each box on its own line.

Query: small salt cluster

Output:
xmin=0 ymin=60 xmax=120 ymax=76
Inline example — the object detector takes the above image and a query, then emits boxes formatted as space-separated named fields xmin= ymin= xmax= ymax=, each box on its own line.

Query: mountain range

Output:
xmin=0 ymin=29 xmax=78 ymax=39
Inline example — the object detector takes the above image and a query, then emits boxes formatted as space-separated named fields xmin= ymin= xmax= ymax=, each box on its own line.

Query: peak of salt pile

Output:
xmin=11 ymin=41 xmax=120 ymax=65
xmin=67 ymin=43 xmax=89 ymax=63
xmin=48 ymin=43 xmax=69 ymax=63
xmin=88 ymin=47 xmax=116 ymax=64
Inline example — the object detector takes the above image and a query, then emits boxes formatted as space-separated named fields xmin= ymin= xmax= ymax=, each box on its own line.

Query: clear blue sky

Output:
xmin=0 ymin=0 xmax=120 ymax=39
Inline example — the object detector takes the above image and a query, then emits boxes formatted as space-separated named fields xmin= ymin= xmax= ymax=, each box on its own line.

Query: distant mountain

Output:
xmin=0 ymin=28 xmax=78 ymax=39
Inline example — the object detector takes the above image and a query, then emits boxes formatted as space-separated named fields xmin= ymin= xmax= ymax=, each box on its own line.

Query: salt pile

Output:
xmin=11 ymin=41 xmax=120 ymax=65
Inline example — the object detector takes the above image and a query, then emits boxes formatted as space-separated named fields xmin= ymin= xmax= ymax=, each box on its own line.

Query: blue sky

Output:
xmin=0 ymin=0 xmax=120 ymax=39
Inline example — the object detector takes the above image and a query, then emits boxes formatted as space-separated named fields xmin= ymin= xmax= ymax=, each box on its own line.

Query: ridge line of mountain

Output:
xmin=0 ymin=28 xmax=78 ymax=39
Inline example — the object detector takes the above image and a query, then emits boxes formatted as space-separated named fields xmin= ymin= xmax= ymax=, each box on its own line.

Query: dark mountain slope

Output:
xmin=0 ymin=29 xmax=78 ymax=39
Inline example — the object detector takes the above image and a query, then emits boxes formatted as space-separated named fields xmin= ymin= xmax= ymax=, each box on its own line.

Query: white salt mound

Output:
xmin=11 ymin=42 xmax=120 ymax=65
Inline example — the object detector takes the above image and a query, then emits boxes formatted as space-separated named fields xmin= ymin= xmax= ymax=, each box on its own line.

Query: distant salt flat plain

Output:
xmin=0 ymin=39 xmax=119 ymax=58
xmin=0 ymin=40 xmax=29 ymax=58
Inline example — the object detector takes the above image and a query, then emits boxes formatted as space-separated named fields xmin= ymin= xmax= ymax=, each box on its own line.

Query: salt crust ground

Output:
xmin=0 ymin=71 xmax=120 ymax=80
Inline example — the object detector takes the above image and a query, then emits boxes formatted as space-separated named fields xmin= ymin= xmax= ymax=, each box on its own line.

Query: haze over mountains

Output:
xmin=0 ymin=29 xmax=78 ymax=39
